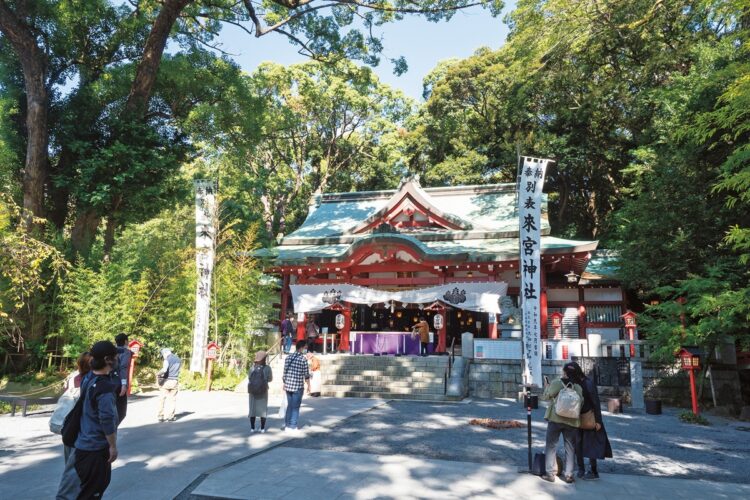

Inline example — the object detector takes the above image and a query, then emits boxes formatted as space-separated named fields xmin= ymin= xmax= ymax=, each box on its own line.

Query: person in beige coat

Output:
xmin=248 ymin=350 xmax=273 ymax=433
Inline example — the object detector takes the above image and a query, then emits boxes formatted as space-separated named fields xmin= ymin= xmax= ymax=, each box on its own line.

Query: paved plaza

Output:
xmin=2 ymin=392 xmax=750 ymax=499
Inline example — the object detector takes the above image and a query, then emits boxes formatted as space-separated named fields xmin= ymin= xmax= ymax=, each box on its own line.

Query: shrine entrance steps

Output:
xmin=264 ymin=353 xmax=462 ymax=402
xmin=320 ymin=354 xmax=460 ymax=401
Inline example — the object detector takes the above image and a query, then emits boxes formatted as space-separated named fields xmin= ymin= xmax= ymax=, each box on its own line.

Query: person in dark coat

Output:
xmin=572 ymin=363 xmax=613 ymax=480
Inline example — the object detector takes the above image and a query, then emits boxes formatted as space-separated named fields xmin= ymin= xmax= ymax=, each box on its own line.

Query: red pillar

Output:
xmin=437 ymin=306 xmax=447 ymax=353
xmin=339 ymin=304 xmax=351 ymax=352
xmin=689 ymin=368 xmax=699 ymax=415
xmin=279 ymin=274 xmax=289 ymax=324
xmin=489 ymin=314 xmax=498 ymax=339
xmin=297 ymin=313 xmax=306 ymax=341
xmin=540 ymin=268 xmax=548 ymax=339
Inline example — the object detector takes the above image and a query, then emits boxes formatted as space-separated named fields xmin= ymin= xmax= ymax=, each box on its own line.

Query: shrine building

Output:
xmin=258 ymin=177 xmax=627 ymax=359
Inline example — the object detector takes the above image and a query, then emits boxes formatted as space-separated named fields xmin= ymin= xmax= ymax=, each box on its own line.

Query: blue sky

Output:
xmin=214 ymin=4 xmax=514 ymax=101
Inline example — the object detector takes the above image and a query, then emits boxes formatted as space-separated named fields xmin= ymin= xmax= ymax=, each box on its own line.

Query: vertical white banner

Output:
xmin=191 ymin=179 xmax=217 ymax=374
xmin=519 ymin=157 xmax=549 ymax=387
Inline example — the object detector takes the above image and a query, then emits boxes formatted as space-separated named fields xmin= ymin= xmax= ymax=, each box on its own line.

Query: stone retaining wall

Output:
xmin=468 ymin=358 xmax=743 ymax=410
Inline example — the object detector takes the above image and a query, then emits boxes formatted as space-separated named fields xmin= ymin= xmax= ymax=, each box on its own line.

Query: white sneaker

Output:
xmin=250 ymin=428 xmax=257 ymax=433
xmin=261 ymin=428 xmax=267 ymax=434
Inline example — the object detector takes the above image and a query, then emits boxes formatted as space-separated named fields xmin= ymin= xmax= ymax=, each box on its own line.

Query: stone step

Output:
xmin=322 ymin=384 xmax=446 ymax=396
xmin=320 ymin=375 xmax=444 ymax=385
xmin=320 ymin=390 xmax=460 ymax=402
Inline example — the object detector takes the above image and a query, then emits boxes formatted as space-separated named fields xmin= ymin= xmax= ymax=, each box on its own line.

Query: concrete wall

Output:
xmin=468 ymin=360 xmax=567 ymax=398
xmin=468 ymin=358 xmax=743 ymax=410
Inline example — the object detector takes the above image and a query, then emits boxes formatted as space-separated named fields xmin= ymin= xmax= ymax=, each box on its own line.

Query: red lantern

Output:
xmin=621 ymin=311 xmax=637 ymax=357
xmin=550 ymin=311 xmax=564 ymax=339
xmin=676 ymin=347 xmax=702 ymax=416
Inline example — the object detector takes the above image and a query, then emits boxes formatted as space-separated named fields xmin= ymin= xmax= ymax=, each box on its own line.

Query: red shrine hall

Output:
xmin=258 ymin=176 xmax=627 ymax=359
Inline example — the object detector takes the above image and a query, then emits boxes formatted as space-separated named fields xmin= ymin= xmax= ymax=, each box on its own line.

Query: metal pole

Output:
xmin=525 ymin=387 xmax=532 ymax=471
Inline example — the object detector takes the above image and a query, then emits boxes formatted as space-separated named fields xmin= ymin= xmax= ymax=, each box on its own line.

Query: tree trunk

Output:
xmin=0 ymin=1 xmax=49 ymax=229
xmin=103 ymin=215 xmax=117 ymax=261
xmin=124 ymin=0 xmax=192 ymax=117
xmin=70 ymin=209 xmax=101 ymax=259
xmin=48 ymin=154 xmax=70 ymax=230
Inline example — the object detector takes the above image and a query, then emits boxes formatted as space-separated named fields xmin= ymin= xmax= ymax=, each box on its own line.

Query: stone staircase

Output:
xmin=256 ymin=353 xmax=462 ymax=402
xmin=319 ymin=354 xmax=460 ymax=401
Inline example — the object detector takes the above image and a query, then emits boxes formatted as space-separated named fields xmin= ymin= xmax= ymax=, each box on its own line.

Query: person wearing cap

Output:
xmin=56 ymin=340 xmax=119 ymax=500
xmin=114 ymin=333 xmax=132 ymax=423
xmin=247 ymin=350 xmax=273 ymax=433
xmin=157 ymin=348 xmax=181 ymax=422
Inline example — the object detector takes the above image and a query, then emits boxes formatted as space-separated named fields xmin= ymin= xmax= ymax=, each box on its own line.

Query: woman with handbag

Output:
xmin=571 ymin=362 xmax=613 ymax=480
xmin=540 ymin=363 xmax=584 ymax=484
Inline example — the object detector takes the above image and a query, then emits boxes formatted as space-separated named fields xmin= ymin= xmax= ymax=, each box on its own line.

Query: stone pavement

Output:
xmin=3 ymin=393 xmax=750 ymax=499
xmin=286 ymin=398 xmax=750 ymax=483
xmin=0 ymin=391 xmax=381 ymax=500
xmin=191 ymin=447 xmax=750 ymax=499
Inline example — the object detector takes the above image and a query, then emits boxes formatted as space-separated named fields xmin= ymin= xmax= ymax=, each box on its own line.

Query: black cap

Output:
xmin=91 ymin=340 xmax=118 ymax=359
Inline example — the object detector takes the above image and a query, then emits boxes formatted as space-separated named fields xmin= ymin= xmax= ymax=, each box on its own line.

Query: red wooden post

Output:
xmin=126 ymin=340 xmax=143 ymax=396
xmin=435 ymin=308 xmax=447 ymax=352
xmin=689 ymin=368 xmax=699 ymax=415
xmin=205 ymin=342 xmax=219 ymax=392
xmin=339 ymin=305 xmax=351 ymax=352
xmin=297 ymin=313 xmax=306 ymax=341
xmin=622 ymin=311 xmax=637 ymax=358
xmin=488 ymin=314 xmax=498 ymax=340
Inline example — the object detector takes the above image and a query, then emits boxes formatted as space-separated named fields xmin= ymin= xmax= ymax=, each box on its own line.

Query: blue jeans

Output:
xmin=284 ymin=335 xmax=292 ymax=353
xmin=285 ymin=388 xmax=304 ymax=429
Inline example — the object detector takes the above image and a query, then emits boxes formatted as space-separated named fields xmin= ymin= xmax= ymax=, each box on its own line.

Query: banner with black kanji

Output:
xmin=191 ymin=179 xmax=217 ymax=374
xmin=518 ymin=157 xmax=550 ymax=387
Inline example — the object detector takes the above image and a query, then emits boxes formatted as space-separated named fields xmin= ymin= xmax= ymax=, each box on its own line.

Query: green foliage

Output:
xmin=678 ymin=411 xmax=710 ymax=426
xmin=0 ymin=197 xmax=68 ymax=354
xmin=179 ymin=366 xmax=244 ymax=392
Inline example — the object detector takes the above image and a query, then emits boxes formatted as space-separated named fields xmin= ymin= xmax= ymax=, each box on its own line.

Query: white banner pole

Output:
xmin=518 ymin=157 xmax=550 ymax=388
xmin=191 ymin=180 xmax=218 ymax=374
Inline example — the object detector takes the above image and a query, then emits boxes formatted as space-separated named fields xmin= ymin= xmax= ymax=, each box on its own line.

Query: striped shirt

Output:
xmin=283 ymin=352 xmax=310 ymax=392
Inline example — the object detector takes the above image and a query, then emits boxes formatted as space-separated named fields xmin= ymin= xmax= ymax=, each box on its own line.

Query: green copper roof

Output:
xmin=259 ymin=178 xmax=596 ymax=266
xmin=583 ymin=249 xmax=620 ymax=279
xmin=285 ymin=182 xmax=550 ymax=241
xmin=257 ymin=234 xmax=597 ymax=265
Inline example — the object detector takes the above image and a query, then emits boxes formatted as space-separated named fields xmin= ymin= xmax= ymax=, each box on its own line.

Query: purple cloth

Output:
xmin=350 ymin=332 xmax=434 ymax=355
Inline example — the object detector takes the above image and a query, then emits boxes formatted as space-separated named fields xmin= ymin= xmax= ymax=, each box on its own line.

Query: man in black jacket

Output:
xmin=114 ymin=333 xmax=132 ymax=423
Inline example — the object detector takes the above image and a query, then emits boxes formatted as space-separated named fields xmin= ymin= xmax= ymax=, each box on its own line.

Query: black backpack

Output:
xmin=61 ymin=376 xmax=104 ymax=447
xmin=247 ymin=366 xmax=268 ymax=396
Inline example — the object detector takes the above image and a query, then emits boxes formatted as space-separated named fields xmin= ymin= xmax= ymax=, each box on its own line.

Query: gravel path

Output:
xmin=285 ymin=398 xmax=750 ymax=484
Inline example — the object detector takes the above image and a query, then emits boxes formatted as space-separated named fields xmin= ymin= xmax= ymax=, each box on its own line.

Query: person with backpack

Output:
xmin=571 ymin=362 xmax=613 ymax=480
xmin=248 ymin=350 xmax=273 ymax=433
xmin=114 ymin=333 xmax=132 ymax=424
xmin=56 ymin=341 xmax=120 ymax=500
xmin=51 ymin=352 xmax=92 ymax=463
xmin=539 ymin=362 xmax=584 ymax=484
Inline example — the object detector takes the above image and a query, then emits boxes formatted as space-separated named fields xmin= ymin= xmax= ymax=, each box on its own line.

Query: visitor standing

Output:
xmin=56 ymin=341 xmax=119 ymax=500
xmin=248 ymin=350 xmax=273 ymax=433
xmin=413 ymin=317 xmax=430 ymax=356
xmin=281 ymin=312 xmax=294 ymax=354
xmin=539 ymin=362 xmax=583 ymax=484
xmin=305 ymin=315 xmax=320 ymax=353
xmin=573 ymin=362 xmax=613 ymax=480
xmin=114 ymin=333 xmax=132 ymax=424
xmin=308 ymin=354 xmax=321 ymax=397
xmin=283 ymin=340 xmax=311 ymax=432
xmin=52 ymin=352 xmax=92 ymax=463
xmin=157 ymin=348 xmax=181 ymax=422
